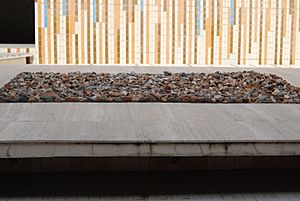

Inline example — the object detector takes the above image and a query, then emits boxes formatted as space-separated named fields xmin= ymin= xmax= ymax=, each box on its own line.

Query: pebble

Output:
xmin=163 ymin=71 xmax=172 ymax=76
xmin=0 ymin=71 xmax=299 ymax=104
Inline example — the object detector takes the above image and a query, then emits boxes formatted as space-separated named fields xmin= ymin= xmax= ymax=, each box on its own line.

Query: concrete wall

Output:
xmin=1 ymin=0 xmax=300 ymax=65
xmin=0 ymin=57 xmax=27 ymax=65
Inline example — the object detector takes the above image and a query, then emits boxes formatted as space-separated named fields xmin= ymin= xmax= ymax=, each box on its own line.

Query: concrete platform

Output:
xmin=0 ymin=65 xmax=300 ymax=159
xmin=0 ymin=103 xmax=299 ymax=158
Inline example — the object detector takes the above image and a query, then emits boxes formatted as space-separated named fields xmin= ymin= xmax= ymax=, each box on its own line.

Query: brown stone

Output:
xmin=65 ymin=97 xmax=80 ymax=102
xmin=109 ymin=91 xmax=121 ymax=97
xmin=190 ymin=96 xmax=199 ymax=103
xmin=122 ymin=96 xmax=132 ymax=102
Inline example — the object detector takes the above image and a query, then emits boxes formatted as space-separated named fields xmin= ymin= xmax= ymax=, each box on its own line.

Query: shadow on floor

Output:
xmin=0 ymin=169 xmax=299 ymax=197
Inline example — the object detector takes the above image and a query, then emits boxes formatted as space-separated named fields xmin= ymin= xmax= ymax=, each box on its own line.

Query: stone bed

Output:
xmin=0 ymin=71 xmax=300 ymax=103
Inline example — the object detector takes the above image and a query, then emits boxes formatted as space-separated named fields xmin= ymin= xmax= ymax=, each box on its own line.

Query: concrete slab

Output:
xmin=0 ymin=103 xmax=299 ymax=158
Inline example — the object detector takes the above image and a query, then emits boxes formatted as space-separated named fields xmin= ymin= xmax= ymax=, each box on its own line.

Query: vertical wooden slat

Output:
xmin=194 ymin=0 xmax=198 ymax=64
xmin=166 ymin=0 xmax=170 ymax=64
xmin=238 ymin=8 xmax=242 ymax=65
xmin=227 ymin=7 xmax=231 ymax=59
xmin=183 ymin=0 xmax=187 ymax=64
xmin=114 ymin=0 xmax=120 ymax=64
xmin=47 ymin=0 xmax=51 ymax=64
xmin=81 ymin=0 xmax=85 ymax=64
xmin=70 ymin=0 xmax=75 ymax=64
xmin=171 ymin=0 xmax=175 ymax=64
xmin=178 ymin=0 xmax=183 ymax=47
xmin=290 ymin=0 xmax=297 ymax=64
xmin=155 ymin=0 xmax=161 ymax=64
xmin=249 ymin=0 xmax=253 ymax=54
xmin=188 ymin=0 xmax=193 ymax=64
xmin=259 ymin=0 xmax=263 ymax=65
xmin=146 ymin=0 xmax=150 ymax=64
xmin=131 ymin=0 xmax=136 ymax=64
xmin=87 ymin=0 xmax=91 ymax=64
xmin=54 ymin=0 xmax=58 ymax=64
xmin=280 ymin=0 xmax=287 ymax=65
xmin=38 ymin=0 xmax=43 ymax=64
xmin=210 ymin=0 xmax=214 ymax=64
xmin=274 ymin=0 xmax=279 ymax=64
xmin=105 ymin=0 xmax=108 ymax=64
xmin=243 ymin=0 xmax=247 ymax=65
xmin=205 ymin=0 xmax=210 ymax=64
xmin=126 ymin=0 xmax=130 ymax=64
xmin=264 ymin=0 xmax=271 ymax=65
xmin=75 ymin=34 xmax=79 ymax=64
xmin=140 ymin=1 xmax=144 ymax=64
xmin=218 ymin=0 xmax=223 ymax=64
xmin=254 ymin=0 xmax=258 ymax=43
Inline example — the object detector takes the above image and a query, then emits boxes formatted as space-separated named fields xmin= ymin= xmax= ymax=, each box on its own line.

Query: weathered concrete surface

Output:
xmin=0 ymin=103 xmax=300 ymax=158
xmin=1 ymin=65 xmax=300 ymax=87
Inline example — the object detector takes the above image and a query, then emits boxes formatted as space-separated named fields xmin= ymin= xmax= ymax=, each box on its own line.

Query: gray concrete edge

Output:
xmin=1 ymin=142 xmax=299 ymax=158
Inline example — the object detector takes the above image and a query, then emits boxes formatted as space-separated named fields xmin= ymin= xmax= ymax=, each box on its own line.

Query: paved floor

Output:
xmin=1 ymin=65 xmax=300 ymax=87
xmin=0 ymin=170 xmax=299 ymax=200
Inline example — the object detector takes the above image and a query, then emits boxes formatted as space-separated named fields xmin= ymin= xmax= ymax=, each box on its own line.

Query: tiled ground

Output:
xmin=0 ymin=170 xmax=299 ymax=201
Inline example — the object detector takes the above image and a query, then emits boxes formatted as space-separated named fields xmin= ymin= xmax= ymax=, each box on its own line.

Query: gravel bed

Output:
xmin=0 ymin=71 xmax=300 ymax=103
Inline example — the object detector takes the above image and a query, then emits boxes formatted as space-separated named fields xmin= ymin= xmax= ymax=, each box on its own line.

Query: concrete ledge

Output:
xmin=0 ymin=103 xmax=300 ymax=158
xmin=0 ymin=57 xmax=27 ymax=65
xmin=0 ymin=55 xmax=34 ymax=65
